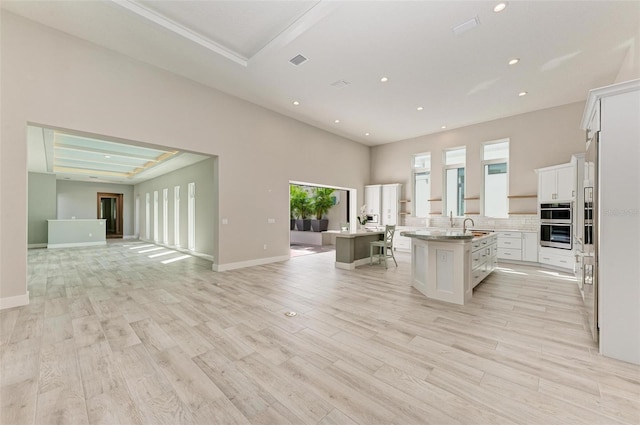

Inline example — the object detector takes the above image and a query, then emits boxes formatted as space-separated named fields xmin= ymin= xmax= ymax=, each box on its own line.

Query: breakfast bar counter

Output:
xmin=334 ymin=230 xmax=384 ymax=269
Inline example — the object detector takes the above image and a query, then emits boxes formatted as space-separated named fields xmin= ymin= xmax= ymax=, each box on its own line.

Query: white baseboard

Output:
xmin=335 ymin=257 xmax=371 ymax=270
xmin=213 ymin=255 xmax=289 ymax=272
xmin=123 ymin=235 xmax=137 ymax=240
xmin=0 ymin=291 xmax=30 ymax=310
xmin=47 ymin=241 xmax=107 ymax=249
xmin=28 ymin=243 xmax=47 ymax=249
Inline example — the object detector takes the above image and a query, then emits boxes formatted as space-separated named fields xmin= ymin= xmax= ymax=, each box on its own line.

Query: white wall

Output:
xmin=615 ymin=42 xmax=640 ymax=84
xmin=0 ymin=12 xmax=370 ymax=302
xmin=370 ymin=102 xmax=587 ymax=217
xmin=134 ymin=158 xmax=215 ymax=257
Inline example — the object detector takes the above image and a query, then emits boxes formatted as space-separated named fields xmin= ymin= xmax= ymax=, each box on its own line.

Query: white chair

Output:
xmin=369 ymin=225 xmax=397 ymax=268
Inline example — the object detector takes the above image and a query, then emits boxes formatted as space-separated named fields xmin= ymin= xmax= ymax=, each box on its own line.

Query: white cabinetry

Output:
xmin=581 ymin=79 xmax=640 ymax=364
xmin=366 ymin=184 xmax=402 ymax=226
xmin=497 ymin=231 xmax=538 ymax=263
xmin=497 ymin=231 xmax=522 ymax=261
xmin=364 ymin=185 xmax=381 ymax=218
xmin=539 ymin=246 xmax=574 ymax=271
xmin=394 ymin=226 xmax=416 ymax=252
xmin=381 ymin=184 xmax=402 ymax=226
xmin=471 ymin=234 xmax=498 ymax=288
xmin=538 ymin=163 xmax=575 ymax=202
xmin=522 ymin=232 xmax=538 ymax=262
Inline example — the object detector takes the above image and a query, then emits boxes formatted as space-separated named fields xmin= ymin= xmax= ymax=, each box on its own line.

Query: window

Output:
xmin=187 ymin=182 xmax=195 ymax=251
xmin=153 ymin=191 xmax=159 ymax=243
xmin=162 ymin=188 xmax=169 ymax=245
xmin=412 ymin=153 xmax=431 ymax=217
xmin=174 ymin=186 xmax=180 ymax=247
xmin=134 ymin=194 xmax=140 ymax=238
xmin=482 ymin=140 xmax=509 ymax=218
xmin=145 ymin=193 xmax=150 ymax=240
xmin=444 ymin=147 xmax=466 ymax=217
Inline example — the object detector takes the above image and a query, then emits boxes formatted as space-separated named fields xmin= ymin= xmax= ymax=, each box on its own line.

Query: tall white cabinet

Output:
xmin=364 ymin=185 xmax=381 ymax=219
xmin=364 ymin=183 xmax=402 ymax=226
xmin=381 ymin=184 xmax=401 ymax=226
xmin=582 ymin=79 xmax=640 ymax=365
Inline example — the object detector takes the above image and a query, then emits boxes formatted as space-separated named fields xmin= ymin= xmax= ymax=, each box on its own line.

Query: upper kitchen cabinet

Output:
xmin=538 ymin=163 xmax=575 ymax=202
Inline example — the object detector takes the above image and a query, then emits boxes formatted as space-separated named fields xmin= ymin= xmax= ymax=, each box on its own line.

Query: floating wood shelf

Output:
xmin=463 ymin=197 xmax=480 ymax=200
xmin=429 ymin=212 xmax=443 ymax=215
xmin=399 ymin=199 xmax=411 ymax=203
xmin=463 ymin=211 xmax=480 ymax=215
xmin=427 ymin=198 xmax=442 ymax=202
xmin=399 ymin=212 xmax=411 ymax=215
xmin=507 ymin=195 xmax=537 ymax=199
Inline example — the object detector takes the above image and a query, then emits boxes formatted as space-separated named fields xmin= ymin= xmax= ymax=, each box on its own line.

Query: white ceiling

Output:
xmin=27 ymin=125 xmax=210 ymax=184
xmin=3 ymin=1 xmax=640 ymax=146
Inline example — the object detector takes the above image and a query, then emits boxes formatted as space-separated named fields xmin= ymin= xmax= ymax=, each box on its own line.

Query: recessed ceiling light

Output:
xmin=494 ymin=3 xmax=507 ymax=13
xmin=334 ymin=119 xmax=340 ymax=124
xmin=104 ymin=155 xmax=111 ymax=159
xmin=380 ymin=77 xmax=389 ymax=83
xmin=365 ymin=132 xmax=370 ymax=136
xmin=416 ymin=106 xmax=424 ymax=111
xmin=519 ymin=91 xmax=528 ymax=97
xmin=508 ymin=58 xmax=520 ymax=65
xmin=441 ymin=126 xmax=447 ymax=129
xmin=292 ymin=101 xmax=300 ymax=106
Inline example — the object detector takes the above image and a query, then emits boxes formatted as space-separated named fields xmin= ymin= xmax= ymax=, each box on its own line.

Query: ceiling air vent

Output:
xmin=331 ymin=79 xmax=351 ymax=88
xmin=289 ymin=54 xmax=308 ymax=66
xmin=453 ymin=16 xmax=480 ymax=35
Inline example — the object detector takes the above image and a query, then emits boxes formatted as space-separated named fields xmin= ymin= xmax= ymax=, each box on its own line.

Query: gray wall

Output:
xmin=326 ymin=189 xmax=348 ymax=230
xmin=56 ymin=180 xmax=135 ymax=236
xmin=134 ymin=157 xmax=215 ymax=257
xmin=27 ymin=172 xmax=56 ymax=246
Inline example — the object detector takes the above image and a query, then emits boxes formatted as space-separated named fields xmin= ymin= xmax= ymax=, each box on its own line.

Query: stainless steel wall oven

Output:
xmin=540 ymin=202 xmax=573 ymax=249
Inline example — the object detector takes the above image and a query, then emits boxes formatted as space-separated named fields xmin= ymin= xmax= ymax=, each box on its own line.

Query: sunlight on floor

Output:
xmin=495 ymin=266 xmax=529 ymax=276
xmin=161 ymin=254 xmax=192 ymax=264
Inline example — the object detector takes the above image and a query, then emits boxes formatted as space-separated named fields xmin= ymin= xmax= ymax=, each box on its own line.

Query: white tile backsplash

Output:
xmin=403 ymin=215 xmax=539 ymax=232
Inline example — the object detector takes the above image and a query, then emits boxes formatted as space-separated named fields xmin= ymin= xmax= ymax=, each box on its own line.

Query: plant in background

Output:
xmin=290 ymin=184 xmax=312 ymax=230
xmin=310 ymin=187 xmax=335 ymax=232
xmin=357 ymin=204 xmax=368 ymax=225
xmin=311 ymin=187 xmax=335 ymax=219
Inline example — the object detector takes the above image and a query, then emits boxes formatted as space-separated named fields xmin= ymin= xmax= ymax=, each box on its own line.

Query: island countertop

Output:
xmin=335 ymin=230 xmax=385 ymax=239
xmin=400 ymin=229 xmax=473 ymax=241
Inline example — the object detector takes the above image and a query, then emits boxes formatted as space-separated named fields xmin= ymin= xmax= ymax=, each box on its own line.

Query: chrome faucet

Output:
xmin=463 ymin=218 xmax=475 ymax=233
xmin=449 ymin=211 xmax=453 ymax=228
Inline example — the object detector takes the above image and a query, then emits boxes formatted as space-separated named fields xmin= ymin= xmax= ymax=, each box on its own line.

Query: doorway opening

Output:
xmin=97 ymin=192 xmax=124 ymax=238
xmin=289 ymin=181 xmax=356 ymax=258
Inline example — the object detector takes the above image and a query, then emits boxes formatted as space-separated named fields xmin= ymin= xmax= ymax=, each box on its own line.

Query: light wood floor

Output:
xmin=2 ymin=241 xmax=639 ymax=425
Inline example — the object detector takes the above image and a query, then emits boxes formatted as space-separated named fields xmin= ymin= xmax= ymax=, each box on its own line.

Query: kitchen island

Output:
xmin=334 ymin=230 xmax=384 ymax=269
xmin=47 ymin=219 xmax=107 ymax=248
xmin=401 ymin=229 xmax=497 ymax=305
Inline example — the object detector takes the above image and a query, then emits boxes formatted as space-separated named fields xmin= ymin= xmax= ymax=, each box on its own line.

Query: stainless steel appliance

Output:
xmin=540 ymin=202 xmax=573 ymax=249
xmin=365 ymin=214 xmax=379 ymax=224
xmin=540 ymin=202 xmax=572 ymax=223
xmin=582 ymin=129 xmax=599 ymax=342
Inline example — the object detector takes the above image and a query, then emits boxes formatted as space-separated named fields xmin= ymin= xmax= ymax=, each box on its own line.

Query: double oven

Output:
xmin=540 ymin=202 xmax=572 ymax=249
